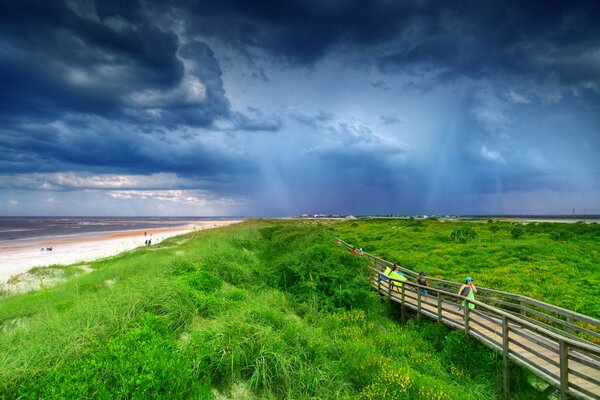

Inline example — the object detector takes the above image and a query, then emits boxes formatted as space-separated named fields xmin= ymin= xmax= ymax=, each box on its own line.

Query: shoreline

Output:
xmin=0 ymin=220 xmax=241 ymax=284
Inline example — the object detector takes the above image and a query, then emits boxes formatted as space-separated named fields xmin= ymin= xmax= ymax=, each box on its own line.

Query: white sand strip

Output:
xmin=0 ymin=220 xmax=240 ymax=283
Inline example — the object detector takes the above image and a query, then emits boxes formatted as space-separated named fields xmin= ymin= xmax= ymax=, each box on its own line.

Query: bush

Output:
xmin=549 ymin=230 xmax=574 ymax=241
xmin=489 ymin=224 xmax=501 ymax=233
xmin=449 ymin=227 xmax=478 ymax=243
xmin=511 ymin=226 xmax=525 ymax=239
xmin=270 ymin=244 xmax=376 ymax=311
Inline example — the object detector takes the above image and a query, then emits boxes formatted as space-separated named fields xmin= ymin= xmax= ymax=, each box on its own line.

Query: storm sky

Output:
xmin=0 ymin=0 xmax=599 ymax=216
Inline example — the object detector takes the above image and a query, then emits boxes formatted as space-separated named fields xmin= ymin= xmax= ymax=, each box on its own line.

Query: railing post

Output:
xmin=400 ymin=283 xmax=406 ymax=323
xmin=417 ymin=288 xmax=422 ymax=320
xmin=502 ymin=315 xmax=510 ymax=400
xmin=464 ymin=300 xmax=470 ymax=335
xmin=559 ymin=339 xmax=569 ymax=399
xmin=437 ymin=291 xmax=442 ymax=323
xmin=401 ymin=282 xmax=405 ymax=303
xmin=388 ymin=279 xmax=392 ymax=299
xmin=377 ymin=273 xmax=381 ymax=294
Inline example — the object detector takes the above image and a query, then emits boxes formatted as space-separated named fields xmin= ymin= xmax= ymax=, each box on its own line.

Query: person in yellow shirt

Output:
xmin=379 ymin=264 xmax=392 ymax=282
xmin=388 ymin=264 xmax=407 ymax=289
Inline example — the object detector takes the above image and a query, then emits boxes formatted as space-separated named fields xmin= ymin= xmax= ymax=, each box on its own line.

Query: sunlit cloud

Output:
xmin=106 ymin=189 xmax=241 ymax=207
xmin=480 ymin=146 xmax=506 ymax=164
xmin=0 ymin=172 xmax=202 ymax=191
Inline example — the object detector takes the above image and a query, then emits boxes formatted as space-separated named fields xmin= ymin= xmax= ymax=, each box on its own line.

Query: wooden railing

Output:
xmin=338 ymin=239 xmax=600 ymax=399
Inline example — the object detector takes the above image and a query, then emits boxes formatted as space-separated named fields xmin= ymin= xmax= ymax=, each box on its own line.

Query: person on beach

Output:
xmin=417 ymin=271 xmax=429 ymax=296
xmin=458 ymin=276 xmax=477 ymax=311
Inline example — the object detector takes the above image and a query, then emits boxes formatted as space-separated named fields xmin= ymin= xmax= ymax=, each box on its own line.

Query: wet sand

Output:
xmin=0 ymin=220 xmax=240 ymax=283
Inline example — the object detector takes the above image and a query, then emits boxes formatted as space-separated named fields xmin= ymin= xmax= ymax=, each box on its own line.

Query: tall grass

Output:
xmin=0 ymin=220 xmax=544 ymax=399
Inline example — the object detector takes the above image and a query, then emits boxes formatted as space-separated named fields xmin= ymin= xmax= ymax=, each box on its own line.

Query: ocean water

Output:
xmin=0 ymin=217 xmax=232 ymax=242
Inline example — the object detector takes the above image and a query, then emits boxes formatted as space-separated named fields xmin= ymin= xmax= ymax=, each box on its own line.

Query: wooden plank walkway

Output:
xmin=339 ymin=240 xmax=600 ymax=399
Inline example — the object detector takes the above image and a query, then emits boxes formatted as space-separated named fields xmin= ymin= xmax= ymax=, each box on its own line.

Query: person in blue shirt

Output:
xmin=417 ymin=271 xmax=429 ymax=296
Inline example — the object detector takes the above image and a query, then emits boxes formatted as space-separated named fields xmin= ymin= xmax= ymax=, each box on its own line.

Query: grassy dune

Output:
xmin=333 ymin=218 xmax=600 ymax=318
xmin=1 ymin=220 xmax=546 ymax=399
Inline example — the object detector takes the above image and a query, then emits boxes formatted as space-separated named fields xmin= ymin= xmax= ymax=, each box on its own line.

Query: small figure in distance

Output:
xmin=458 ymin=276 xmax=477 ymax=312
xmin=358 ymin=247 xmax=364 ymax=255
xmin=351 ymin=247 xmax=358 ymax=255
xmin=417 ymin=271 xmax=429 ymax=296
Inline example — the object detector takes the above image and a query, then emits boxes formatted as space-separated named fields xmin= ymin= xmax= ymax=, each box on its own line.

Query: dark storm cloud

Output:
xmin=0 ymin=0 xmax=268 ymax=185
xmin=0 ymin=0 xmax=599 ymax=215
xmin=0 ymin=0 xmax=229 ymax=126
xmin=0 ymin=116 xmax=256 ymax=179
xmin=183 ymin=0 xmax=600 ymax=90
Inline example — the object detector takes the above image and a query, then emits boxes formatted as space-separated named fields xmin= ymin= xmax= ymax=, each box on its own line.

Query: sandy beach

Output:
xmin=0 ymin=220 xmax=240 ymax=283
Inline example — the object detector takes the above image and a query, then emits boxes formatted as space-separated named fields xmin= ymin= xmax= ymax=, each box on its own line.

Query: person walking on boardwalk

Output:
xmin=417 ymin=271 xmax=429 ymax=296
xmin=458 ymin=276 xmax=477 ymax=311
xmin=389 ymin=264 xmax=407 ymax=290
xmin=380 ymin=263 xmax=393 ymax=281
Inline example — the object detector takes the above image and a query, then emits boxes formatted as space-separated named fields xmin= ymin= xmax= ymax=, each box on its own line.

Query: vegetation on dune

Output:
xmin=0 ymin=220 xmax=548 ymax=398
xmin=333 ymin=218 xmax=600 ymax=318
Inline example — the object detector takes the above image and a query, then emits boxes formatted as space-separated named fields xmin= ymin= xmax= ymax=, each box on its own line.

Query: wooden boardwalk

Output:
xmin=339 ymin=240 xmax=600 ymax=399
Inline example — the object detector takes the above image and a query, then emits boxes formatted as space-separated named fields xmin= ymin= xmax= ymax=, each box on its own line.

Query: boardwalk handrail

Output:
xmin=376 ymin=274 xmax=600 ymax=399
xmin=337 ymin=238 xmax=600 ymax=341
xmin=338 ymin=238 xmax=600 ymax=399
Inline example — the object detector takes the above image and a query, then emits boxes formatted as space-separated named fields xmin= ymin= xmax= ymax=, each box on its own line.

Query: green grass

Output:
xmin=333 ymin=218 xmax=600 ymax=318
xmin=0 ymin=220 xmax=548 ymax=399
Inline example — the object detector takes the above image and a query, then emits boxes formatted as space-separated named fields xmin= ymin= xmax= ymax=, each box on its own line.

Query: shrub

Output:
xmin=449 ymin=227 xmax=478 ymax=243
xmin=489 ymin=224 xmax=501 ymax=233
xmin=408 ymin=219 xmax=424 ymax=227
xmin=511 ymin=226 xmax=525 ymax=239
xmin=270 ymin=244 xmax=376 ymax=311
xmin=549 ymin=230 xmax=574 ymax=241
